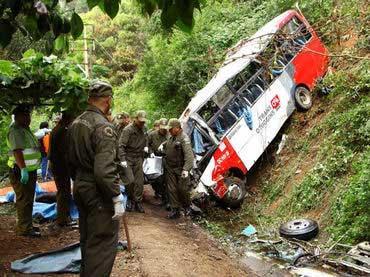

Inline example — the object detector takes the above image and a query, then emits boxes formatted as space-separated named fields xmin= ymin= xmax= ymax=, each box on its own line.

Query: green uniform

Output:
xmin=48 ymin=122 xmax=71 ymax=226
xmin=148 ymin=130 xmax=169 ymax=199
xmin=115 ymin=122 xmax=128 ymax=139
xmin=118 ymin=123 xmax=147 ymax=202
xmin=7 ymin=123 xmax=41 ymax=235
xmin=165 ymin=131 xmax=194 ymax=209
xmin=68 ymin=105 xmax=120 ymax=277
xmin=148 ymin=130 xmax=168 ymax=156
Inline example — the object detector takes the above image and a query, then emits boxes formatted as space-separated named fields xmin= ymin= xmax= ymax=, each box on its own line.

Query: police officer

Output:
xmin=119 ymin=111 xmax=148 ymax=213
xmin=113 ymin=112 xmax=130 ymax=138
xmin=164 ymin=118 xmax=194 ymax=219
xmin=148 ymin=119 xmax=160 ymax=136
xmin=48 ymin=111 xmax=75 ymax=227
xmin=148 ymin=118 xmax=169 ymax=203
xmin=7 ymin=105 xmax=42 ymax=237
xmin=68 ymin=81 xmax=125 ymax=276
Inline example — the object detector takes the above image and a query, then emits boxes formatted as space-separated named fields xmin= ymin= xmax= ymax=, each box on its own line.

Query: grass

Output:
xmin=205 ymin=59 xmax=370 ymax=244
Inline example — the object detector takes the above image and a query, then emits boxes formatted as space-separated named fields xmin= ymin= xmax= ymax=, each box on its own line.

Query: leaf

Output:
xmin=104 ymin=0 xmax=119 ymax=19
xmin=22 ymin=49 xmax=37 ymax=59
xmin=54 ymin=35 xmax=66 ymax=51
xmin=0 ymin=60 xmax=14 ymax=77
xmin=51 ymin=13 xmax=63 ymax=37
xmin=87 ymin=0 xmax=101 ymax=9
xmin=0 ymin=20 xmax=16 ymax=48
xmin=71 ymin=12 xmax=84 ymax=39
xmin=61 ymin=17 xmax=71 ymax=34
xmin=37 ymin=15 xmax=51 ymax=34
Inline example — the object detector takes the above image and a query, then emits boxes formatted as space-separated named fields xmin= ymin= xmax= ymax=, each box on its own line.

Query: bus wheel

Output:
xmin=279 ymin=219 xmax=319 ymax=241
xmin=294 ymin=86 xmax=312 ymax=111
xmin=220 ymin=177 xmax=247 ymax=209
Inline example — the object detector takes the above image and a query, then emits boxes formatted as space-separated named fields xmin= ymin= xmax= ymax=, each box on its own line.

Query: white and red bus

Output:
xmin=180 ymin=10 xmax=329 ymax=207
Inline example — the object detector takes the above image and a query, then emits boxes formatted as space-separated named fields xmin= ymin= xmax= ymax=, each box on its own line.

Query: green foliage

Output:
xmin=0 ymin=50 xmax=89 ymax=112
xmin=330 ymin=151 xmax=370 ymax=243
xmin=269 ymin=60 xmax=370 ymax=243
xmin=0 ymin=0 xmax=202 ymax=52
xmin=0 ymin=116 xmax=11 ymax=175
xmin=114 ymin=1 xmax=259 ymax=118
xmin=78 ymin=7 xmax=148 ymax=85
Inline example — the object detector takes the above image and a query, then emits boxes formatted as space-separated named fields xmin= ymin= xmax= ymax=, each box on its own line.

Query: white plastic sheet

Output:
xmin=143 ymin=157 xmax=163 ymax=180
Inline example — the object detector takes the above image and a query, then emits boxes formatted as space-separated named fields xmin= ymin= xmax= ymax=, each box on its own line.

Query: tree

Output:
xmin=0 ymin=0 xmax=202 ymax=52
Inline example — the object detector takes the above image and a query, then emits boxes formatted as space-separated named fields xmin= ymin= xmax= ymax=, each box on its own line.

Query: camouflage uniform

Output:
xmin=68 ymin=82 xmax=121 ymax=277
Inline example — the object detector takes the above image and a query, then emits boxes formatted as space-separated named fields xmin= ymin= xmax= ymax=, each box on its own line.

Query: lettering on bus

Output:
xmin=216 ymin=150 xmax=230 ymax=165
xmin=256 ymin=95 xmax=280 ymax=134
xmin=271 ymin=95 xmax=281 ymax=110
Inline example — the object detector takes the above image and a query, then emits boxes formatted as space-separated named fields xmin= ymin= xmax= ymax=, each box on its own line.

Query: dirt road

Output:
xmin=0 ymin=187 xmax=253 ymax=276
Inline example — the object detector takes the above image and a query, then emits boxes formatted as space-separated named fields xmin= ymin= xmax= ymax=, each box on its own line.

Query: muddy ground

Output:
xmin=0 ymin=186 xmax=255 ymax=276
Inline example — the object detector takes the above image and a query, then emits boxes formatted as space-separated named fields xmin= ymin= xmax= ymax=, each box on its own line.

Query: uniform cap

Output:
xmin=167 ymin=118 xmax=181 ymax=129
xmin=115 ymin=112 xmax=129 ymax=120
xmin=153 ymin=120 xmax=160 ymax=127
xmin=135 ymin=110 xmax=147 ymax=122
xmin=12 ymin=104 xmax=31 ymax=115
xmin=159 ymin=118 xmax=168 ymax=129
xmin=89 ymin=80 xmax=113 ymax=97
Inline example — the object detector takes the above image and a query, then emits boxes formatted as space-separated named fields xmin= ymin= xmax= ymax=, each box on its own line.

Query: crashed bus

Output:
xmin=180 ymin=10 xmax=329 ymax=208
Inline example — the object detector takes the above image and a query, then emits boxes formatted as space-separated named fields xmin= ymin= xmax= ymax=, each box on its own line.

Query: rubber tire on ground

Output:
xmin=294 ymin=86 xmax=313 ymax=111
xmin=219 ymin=176 xmax=247 ymax=209
xmin=279 ymin=218 xmax=319 ymax=241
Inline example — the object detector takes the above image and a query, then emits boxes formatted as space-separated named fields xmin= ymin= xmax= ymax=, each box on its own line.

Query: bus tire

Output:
xmin=294 ymin=86 xmax=312 ymax=111
xmin=220 ymin=176 xmax=247 ymax=209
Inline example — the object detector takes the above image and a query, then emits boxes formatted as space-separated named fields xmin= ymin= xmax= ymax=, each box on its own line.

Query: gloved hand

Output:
xmin=181 ymin=170 xmax=189 ymax=178
xmin=20 ymin=168 xmax=29 ymax=185
xmin=112 ymin=194 xmax=125 ymax=220
xmin=158 ymin=143 xmax=165 ymax=153
xmin=144 ymin=146 xmax=149 ymax=153
xmin=120 ymin=161 xmax=128 ymax=168
xmin=150 ymin=153 xmax=155 ymax=158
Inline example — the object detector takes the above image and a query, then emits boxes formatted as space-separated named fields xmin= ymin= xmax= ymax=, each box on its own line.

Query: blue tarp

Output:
xmin=0 ymin=183 xmax=127 ymax=220
xmin=11 ymin=241 xmax=127 ymax=274
xmin=2 ymin=184 xmax=127 ymax=221
xmin=2 ymin=183 xmax=79 ymax=221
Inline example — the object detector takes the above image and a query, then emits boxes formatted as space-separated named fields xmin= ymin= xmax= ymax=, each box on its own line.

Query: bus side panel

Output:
xmin=199 ymin=136 xmax=247 ymax=197
xmin=292 ymin=36 xmax=329 ymax=90
xmin=237 ymin=69 xmax=295 ymax=171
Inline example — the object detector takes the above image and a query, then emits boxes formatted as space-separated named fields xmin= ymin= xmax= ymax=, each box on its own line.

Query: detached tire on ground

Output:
xmin=220 ymin=177 xmax=247 ymax=209
xmin=279 ymin=219 xmax=319 ymax=241
xmin=294 ymin=86 xmax=313 ymax=111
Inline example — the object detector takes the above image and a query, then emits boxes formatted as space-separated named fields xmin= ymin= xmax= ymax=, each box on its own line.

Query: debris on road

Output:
xmin=241 ymin=224 xmax=257 ymax=237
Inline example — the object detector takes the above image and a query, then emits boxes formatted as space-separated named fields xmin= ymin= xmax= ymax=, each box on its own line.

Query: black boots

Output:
xmin=135 ymin=202 xmax=145 ymax=213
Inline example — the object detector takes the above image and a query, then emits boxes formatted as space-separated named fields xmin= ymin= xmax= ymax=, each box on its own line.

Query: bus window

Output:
xmin=241 ymin=84 xmax=263 ymax=105
xmin=229 ymin=74 xmax=244 ymax=91
xmin=191 ymin=127 xmax=213 ymax=155
xmin=198 ymin=100 xmax=219 ymax=122
xmin=213 ymin=85 xmax=234 ymax=108
xmin=228 ymin=61 xmax=261 ymax=92
xmin=198 ymin=85 xmax=233 ymax=123
xmin=240 ymin=61 xmax=261 ymax=82
xmin=210 ymin=106 xmax=238 ymax=137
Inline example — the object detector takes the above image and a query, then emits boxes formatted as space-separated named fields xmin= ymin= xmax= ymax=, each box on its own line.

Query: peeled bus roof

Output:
xmin=182 ymin=10 xmax=296 ymax=118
